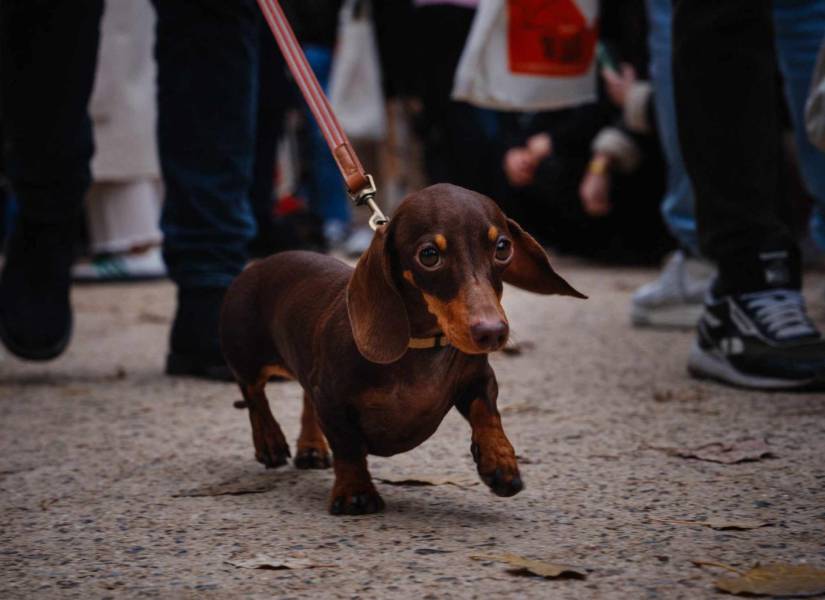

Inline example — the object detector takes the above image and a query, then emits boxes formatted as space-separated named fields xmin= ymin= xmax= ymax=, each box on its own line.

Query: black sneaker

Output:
xmin=165 ymin=287 xmax=234 ymax=382
xmin=688 ymin=288 xmax=825 ymax=390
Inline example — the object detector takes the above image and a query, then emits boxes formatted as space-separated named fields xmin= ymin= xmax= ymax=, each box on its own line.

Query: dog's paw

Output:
xmin=471 ymin=442 xmax=524 ymax=497
xmin=294 ymin=447 xmax=332 ymax=470
xmin=255 ymin=442 xmax=291 ymax=469
xmin=328 ymin=490 xmax=385 ymax=516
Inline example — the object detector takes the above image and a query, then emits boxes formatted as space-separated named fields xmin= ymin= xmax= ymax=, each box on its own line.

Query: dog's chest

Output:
xmin=355 ymin=381 xmax=458 ymax=456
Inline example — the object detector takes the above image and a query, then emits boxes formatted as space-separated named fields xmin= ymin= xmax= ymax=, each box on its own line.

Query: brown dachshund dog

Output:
xmin=220 ymin=184 xmax=585 ymax=515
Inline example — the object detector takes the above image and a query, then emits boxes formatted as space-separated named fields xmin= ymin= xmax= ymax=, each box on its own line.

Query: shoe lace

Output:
xmin=741 ymin=289 xmax=818 ymax=341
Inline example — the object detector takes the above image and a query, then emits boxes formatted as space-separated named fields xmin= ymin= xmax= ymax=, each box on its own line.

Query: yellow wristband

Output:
xmin=588 ymin=155 xmax=609 ymax=175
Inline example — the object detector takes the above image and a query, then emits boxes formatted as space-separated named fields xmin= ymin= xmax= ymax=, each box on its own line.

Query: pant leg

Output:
xmin=773 ymin=0 xmax=825 ymax=251
xmin=673 ymin=0 xmax=798 ymax=293
xmin=0 ymin=0 xmax=102 ymax=225
xmin=646 ymin=0 xmax=698 ymax=255
xmin=151 ymin=0 xmax=259 ymax=289
xmin=303 ymin=44 xmax=351 ymax=227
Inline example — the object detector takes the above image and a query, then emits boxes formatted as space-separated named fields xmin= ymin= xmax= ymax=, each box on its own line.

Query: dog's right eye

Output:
xmin=417 ymin=245 xmax=441 ymax=269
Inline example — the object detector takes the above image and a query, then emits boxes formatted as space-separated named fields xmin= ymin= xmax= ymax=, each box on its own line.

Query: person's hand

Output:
xmin=526 ymin=133 xmax=552 ymax=160
xmin=602 ymin=63 xmax=637 ymax=108
xmin=503 ymin=147 xmax=539 ymax=187
xmin=579 ymin=155 xmax=613 ymax=217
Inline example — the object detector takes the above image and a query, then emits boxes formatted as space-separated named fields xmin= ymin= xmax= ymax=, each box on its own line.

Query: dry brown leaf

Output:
xmin=226 ymin=553 xmax=335 ymax=570
xmin=713 ymin=563 xmax=825 ymax=597
xmin=500 ymin=402 xmax=542 ymax=415
xmin=652 ymin=387 xmax=706 ymax=403
xmin=651 ymin=517 xmax=771 ymax=531
xmin=501 ymin=341 xmax=536 ymax=356
xmin=375 ymin=474 xmax=479 ymax=488
xmin=137 ymin=311 xmax=169 ymax=324
xmin=173 ymin=476 xmax=279 ymax=497
xmin=471 ymin=553 xmax=586 ymax=579
xmin=703 ymin=518 xmax=771 ymax=531
xmin=674 ymin=437 xmax=774 ymax=464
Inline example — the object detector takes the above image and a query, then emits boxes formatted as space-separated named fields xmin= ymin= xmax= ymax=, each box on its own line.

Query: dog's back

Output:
xmin=220 ymin=250 xmax=351 ymax=385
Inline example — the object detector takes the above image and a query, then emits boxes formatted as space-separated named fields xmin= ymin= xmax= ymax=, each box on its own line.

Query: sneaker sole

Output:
xmin=687 ymin=342 xmax=824 ymax=391
xmin=631 ymin=304 xmax=703 ymax=330
xmin=0 ymin=310 xmax=72 ymax=361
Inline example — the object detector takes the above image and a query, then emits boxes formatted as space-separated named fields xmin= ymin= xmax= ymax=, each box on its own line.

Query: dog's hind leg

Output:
xmin=241 ymin=382 xmax=291 ymax=469
xmin=294 ymin=392 xmax=331 ymax=469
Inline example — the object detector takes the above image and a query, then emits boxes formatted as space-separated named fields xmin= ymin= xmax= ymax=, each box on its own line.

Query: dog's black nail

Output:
xmin=510 ymin=475 xmax=524 ymax=493
xmin=330 ymin=497 xmax=344 ymax=515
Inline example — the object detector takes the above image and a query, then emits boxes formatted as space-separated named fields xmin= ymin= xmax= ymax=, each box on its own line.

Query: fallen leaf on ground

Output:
xmin=173 ymin=476 xmax=280 ymax=497
xmin=471 ymin=553 xmax=586 ymax=579
xmin=375 ymin=474 xmax=479 ymax=488
xmin=650 ymin=517 xmax=771 ymax=531
xmin=652 ymin=388 xmax=706 ymax=403
xmin=500 ymin=402 xmax=542 ymax=415
xmin=137 ymin=311 xmax=168 ymax=324
xmin=695 ymin=561 xmax=825 ymax=597
xmin=501 ymin=341 xmax=536 ymax=356
xmin=226 ymin=553 xmax=335 ymax=570
xmin=670 ymin=437 xmax=774 ymax=464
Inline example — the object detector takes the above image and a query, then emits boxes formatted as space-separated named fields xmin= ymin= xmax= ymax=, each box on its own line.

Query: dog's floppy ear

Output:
xmin=346 ymin=224 xmax=411 ymax=363
xmin=502 ymin=218 xmax=587 ymax=298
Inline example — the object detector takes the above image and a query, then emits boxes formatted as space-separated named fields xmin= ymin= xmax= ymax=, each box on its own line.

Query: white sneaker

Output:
xmin=630 ymin=250 xmax=715 ymax=329
xmin=342 ymin=226 xmax=374 ymax=258
xmin=73 ymin=246 xmax=167 ymax=282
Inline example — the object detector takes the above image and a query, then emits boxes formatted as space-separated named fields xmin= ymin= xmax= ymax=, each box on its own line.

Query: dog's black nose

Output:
xmin=470 ymin=319 xmax=508 ymax=350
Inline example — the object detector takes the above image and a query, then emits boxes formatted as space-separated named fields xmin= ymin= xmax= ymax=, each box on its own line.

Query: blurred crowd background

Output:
xmin=0 ymin=0 xmax=749 ymax=271
xmin=1 ymin=0 xmax=824 ymax=384
xmin=2 ymin=0 xmax=822 ymax=278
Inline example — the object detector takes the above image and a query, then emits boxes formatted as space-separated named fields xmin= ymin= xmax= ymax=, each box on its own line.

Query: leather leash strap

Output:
xmin=257 ymin=0 xmax=388 ymax=229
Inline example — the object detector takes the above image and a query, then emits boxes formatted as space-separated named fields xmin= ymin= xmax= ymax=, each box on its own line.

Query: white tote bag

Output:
xmin=452 ymin=0 xmax=598 ymax=111
xmin=328 ymin=0 xmax=388 ymax=141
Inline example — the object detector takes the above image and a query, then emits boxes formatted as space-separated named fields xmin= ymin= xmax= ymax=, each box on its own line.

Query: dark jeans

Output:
xmin=672 ymin=0 xmax=800 ymax=294
xmin=0 ymin=0 xmax=259 ymax=289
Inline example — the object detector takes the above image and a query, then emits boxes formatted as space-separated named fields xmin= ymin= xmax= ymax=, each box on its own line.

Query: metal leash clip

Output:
xmin=351 ymin=174 xmax=389 ymax=231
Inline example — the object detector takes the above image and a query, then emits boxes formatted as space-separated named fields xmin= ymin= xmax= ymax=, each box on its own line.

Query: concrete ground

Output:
xmin=1 ymin=260 xmax=824 ymax=599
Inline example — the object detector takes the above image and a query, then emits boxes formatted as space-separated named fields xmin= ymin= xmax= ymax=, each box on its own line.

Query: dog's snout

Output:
xmin=470 ymin=319 xmax=509 ymax=350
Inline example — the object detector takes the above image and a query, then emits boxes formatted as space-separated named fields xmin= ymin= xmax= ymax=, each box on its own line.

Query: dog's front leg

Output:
xmin=456 ymin=370 xmax=523 ymax=497
xmin=328 ymin=451 xmax=385 ymax=516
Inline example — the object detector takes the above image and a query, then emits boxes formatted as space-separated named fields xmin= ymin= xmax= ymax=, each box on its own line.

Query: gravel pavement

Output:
xmin=2 ymin=261 xmax=824 ymax=599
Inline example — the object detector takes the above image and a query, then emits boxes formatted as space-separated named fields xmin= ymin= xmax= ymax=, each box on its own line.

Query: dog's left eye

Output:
xmin=418 ymin=245 xmax=441 ymax=268
xmin=495 ymin=237 xmax=513 ymax=262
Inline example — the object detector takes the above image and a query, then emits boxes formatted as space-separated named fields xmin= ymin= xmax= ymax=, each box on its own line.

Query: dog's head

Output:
xmin=347 ymin=184 xmax=586 ymax=363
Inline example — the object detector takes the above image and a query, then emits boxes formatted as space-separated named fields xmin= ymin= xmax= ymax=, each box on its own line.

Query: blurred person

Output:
xmin=72 ymin=0 xmax=165 ymax=282
xmin=498 ymin=0 xmax=673 ymax=264
xmin=631 ymin=0 xmax=825 ymax=330
xmin=0 ymin=1 xmax=261 ymax=380
xmin=412 ymin=0 xmax=501 ymax=195
xmin=281 ymin=0 xmax=351 ymax=248
xmin=673 ymin=0 xmax=825 ymax=389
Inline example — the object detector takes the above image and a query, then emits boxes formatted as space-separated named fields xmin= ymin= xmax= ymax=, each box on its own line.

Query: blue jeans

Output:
xmin=647 ymin=0 xmax=825 ymax=253
xmin=303 ymin=44 xmax=351 ymax=228
xmin=1 ymin=0 xmax=260 ymax=289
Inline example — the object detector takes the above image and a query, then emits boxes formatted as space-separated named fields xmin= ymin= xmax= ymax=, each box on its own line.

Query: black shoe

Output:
xmin=688 ymin=288 xmax=825 ymax=390
xmin=165 ymin=287 xmax=234 ymax=382
xmin=0 ymin=220 xmax=75 ymax=360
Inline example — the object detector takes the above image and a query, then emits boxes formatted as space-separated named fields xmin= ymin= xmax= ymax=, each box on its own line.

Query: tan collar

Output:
xmin=408 ymin=333 xmax=450 ymax=350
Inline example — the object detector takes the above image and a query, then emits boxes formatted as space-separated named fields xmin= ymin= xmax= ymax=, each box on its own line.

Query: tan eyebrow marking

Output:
xmin=488 ymin=226 xmax=499 ymax=242
xmin=403 ymin=270 xmax=416 ymax=286
xmin=434 ymin=234 xmax=447 ymax=251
